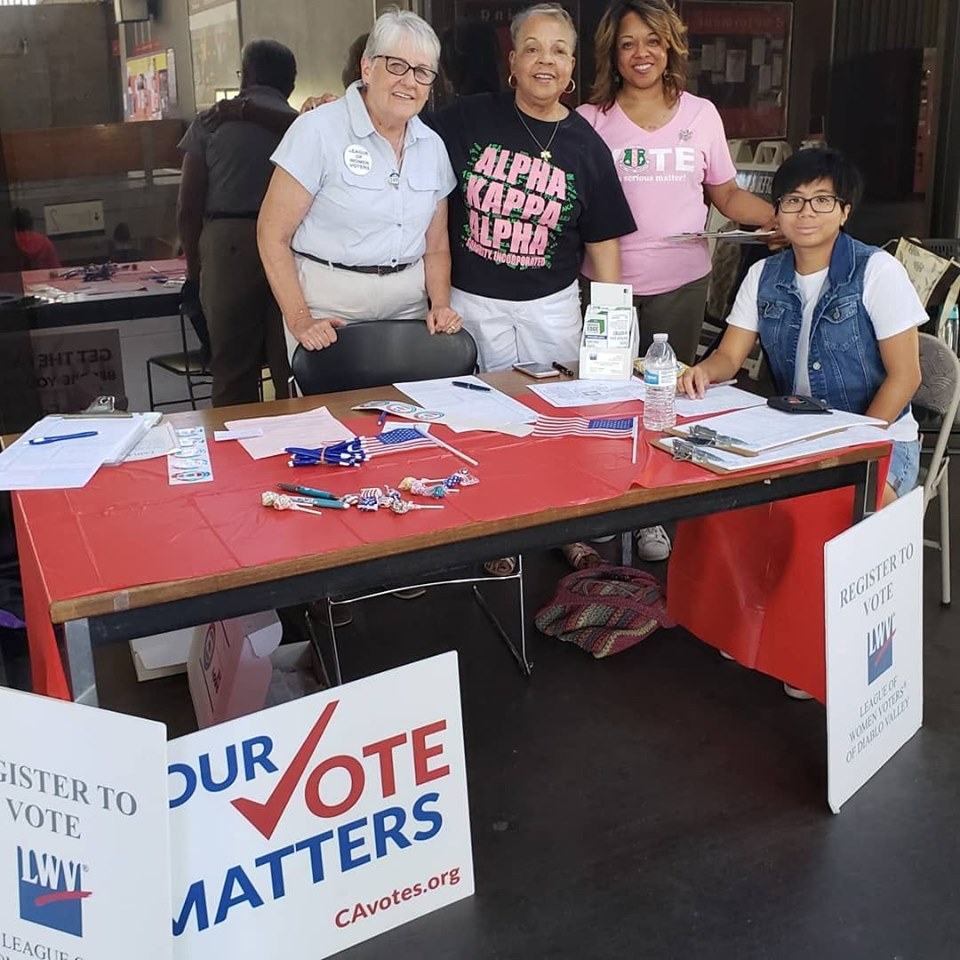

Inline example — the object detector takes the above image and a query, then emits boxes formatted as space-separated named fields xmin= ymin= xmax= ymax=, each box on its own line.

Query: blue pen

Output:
xmin=452 ymin=380 xmax=491 ymax=392
xmin=278 ymin=483 xmax=340 ymax=501
xmin=377 ymin=411 xmax=388 ymax=427
xmin=29 ymin=430 xmax=99 ymax=445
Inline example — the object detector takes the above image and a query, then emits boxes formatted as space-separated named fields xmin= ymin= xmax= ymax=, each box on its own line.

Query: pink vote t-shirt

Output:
xmin=578 ymin=93 xmax=737 ymax=296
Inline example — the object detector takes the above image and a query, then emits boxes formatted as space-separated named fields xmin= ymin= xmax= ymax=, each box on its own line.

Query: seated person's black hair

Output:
xmin=771 ymin=147 xmax=864 ymax=210
xmin=242 ymin=39 xmax=297 ymax=98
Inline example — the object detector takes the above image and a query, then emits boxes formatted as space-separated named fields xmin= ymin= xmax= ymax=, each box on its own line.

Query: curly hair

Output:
xmin=588 ymin=0 xmax=689 ymax=111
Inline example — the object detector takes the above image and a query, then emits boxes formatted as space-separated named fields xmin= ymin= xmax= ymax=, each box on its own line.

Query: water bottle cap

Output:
xmin=653 ymin=333 xmax=668 ymax=341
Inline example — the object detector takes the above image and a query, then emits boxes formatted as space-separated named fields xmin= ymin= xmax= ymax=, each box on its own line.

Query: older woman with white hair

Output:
xmin=257 ymin=8 xmax=462 ymax=364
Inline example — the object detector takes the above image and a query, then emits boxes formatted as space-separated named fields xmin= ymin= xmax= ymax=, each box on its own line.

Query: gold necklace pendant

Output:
xmin=541 ymin=149 xmax=552 ymax=161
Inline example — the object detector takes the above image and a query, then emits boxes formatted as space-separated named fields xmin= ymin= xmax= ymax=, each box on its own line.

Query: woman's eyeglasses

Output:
xmin=777 ymin=194 xmax=846 ymax=214
xmin=374 ymin=55 xmax=438 ymax=86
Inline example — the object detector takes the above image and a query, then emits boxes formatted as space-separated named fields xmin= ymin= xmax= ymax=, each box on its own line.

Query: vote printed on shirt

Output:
xmin=343 ymin=144 xmax=373 ymax=176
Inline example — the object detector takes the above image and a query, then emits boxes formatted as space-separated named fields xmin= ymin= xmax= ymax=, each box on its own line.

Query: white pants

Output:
xmin=450 ymin=281 xmax=582 ymax=373
xmin=284 ymin=256 xmax=428 ymax=362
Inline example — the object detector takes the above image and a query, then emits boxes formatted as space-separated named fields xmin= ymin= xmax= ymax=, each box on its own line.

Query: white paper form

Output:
xmin=528 ymin=379 xmax=766 ymax=417
xmin=224 ymin=406 xmax=355 ymax=460
xmin=394 ymin=375 xmax=537 ymax=433
xmin=656 ymin=426 xmax=892 ymax=473
xmin=670 ymin=406 xmax=886 ymax=454
xmin=121 ymin=421 xmax=181 ymax=462
xmin=0 ymin=416 xmax=153 ymax=490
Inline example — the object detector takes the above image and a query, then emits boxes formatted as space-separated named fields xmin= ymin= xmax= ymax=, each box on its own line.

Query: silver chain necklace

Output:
xmin=514 ymin=105 xmax=561 ymax=162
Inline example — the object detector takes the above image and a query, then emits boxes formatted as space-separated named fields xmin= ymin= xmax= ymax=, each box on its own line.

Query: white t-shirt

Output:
xmin=727 ymin=250 xmax=925 ymax=441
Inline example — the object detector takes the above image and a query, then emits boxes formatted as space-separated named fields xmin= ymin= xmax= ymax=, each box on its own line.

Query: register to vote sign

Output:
xmin=168 ymin=652 xmax=474 ymax=959
xmin=825 ymin=487 xmax=924 ymax=813
xmin=0 ymin=689 xmax=171 ymax=960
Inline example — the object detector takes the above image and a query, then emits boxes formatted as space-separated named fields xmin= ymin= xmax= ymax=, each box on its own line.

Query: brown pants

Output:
xmin=632 ymin=274 xmax=711 ymax=367
xmin=199 ymin=219 xmax=291 ymax=407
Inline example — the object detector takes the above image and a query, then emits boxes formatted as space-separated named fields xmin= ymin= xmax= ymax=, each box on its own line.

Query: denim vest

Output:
xmin=756 ymin=232 xmax=905 ymax=418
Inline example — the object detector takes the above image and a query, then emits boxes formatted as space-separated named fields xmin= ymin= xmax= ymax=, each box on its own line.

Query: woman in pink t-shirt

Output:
xmin=578 ymin=0 xmax=774 ymax=366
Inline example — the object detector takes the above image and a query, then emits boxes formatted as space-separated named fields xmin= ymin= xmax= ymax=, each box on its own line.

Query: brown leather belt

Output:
xmin=293 ymin=249 xmax=413 ymax=276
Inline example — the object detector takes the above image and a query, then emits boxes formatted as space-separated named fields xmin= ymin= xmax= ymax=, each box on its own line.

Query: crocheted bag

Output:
xmin=534 ymin=566 xmax=675 ymax=658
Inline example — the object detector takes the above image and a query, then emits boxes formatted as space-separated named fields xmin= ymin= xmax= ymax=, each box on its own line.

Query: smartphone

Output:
xmin=513 ymin=361 xmax=559 ymax=379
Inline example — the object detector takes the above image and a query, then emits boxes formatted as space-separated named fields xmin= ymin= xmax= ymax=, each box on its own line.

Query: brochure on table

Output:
xmin=579 ymin=283 xmax=639 ymax=381
xmin=825 ymin=488 xmax=923 ymax=813
xmin=0 ymin=654 xmax=473 ymax=960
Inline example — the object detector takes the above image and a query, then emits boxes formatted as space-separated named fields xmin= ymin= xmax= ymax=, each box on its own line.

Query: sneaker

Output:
xmin=635 ymin=525 xmax=672 ymax=561
xmin=391 ymin=587 xmax=427 ymax=600
xmin=590 ymin=535 xmax=617 ymax=544
xmin=783 ymin=682 xmax=814 ymax=701
xmin=719 ymin=649 xmax=736 ymax=661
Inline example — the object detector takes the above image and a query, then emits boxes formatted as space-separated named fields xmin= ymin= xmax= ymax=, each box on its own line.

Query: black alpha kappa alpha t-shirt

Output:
xmin=428 ymin=92 xmax=636 ymax=302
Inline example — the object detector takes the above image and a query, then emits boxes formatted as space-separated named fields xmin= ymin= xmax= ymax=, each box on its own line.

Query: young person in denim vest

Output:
xmin=679 ymin=148 xmax=923 ymax=508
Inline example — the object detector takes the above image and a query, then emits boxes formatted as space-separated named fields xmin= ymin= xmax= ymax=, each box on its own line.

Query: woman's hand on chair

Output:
xmin=293 ymin=316 xmax=346 ymax=350
xmin=426 ymin=306 xmax=463 ymax=335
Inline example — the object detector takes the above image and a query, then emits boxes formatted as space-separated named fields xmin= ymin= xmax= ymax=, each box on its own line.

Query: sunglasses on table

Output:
xmin=373 ymin=55 xmax=438 ymax=85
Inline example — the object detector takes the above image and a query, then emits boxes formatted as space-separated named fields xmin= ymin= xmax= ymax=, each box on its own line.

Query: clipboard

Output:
xmin=664 ymin=422 xmax=849 ymax=457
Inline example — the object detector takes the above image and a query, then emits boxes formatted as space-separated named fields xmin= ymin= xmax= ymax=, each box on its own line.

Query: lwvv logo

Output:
xmin=17 ymin=846 xmax=92 ymax=937
xmin=867 ymin=613 xmax=895 ymax=685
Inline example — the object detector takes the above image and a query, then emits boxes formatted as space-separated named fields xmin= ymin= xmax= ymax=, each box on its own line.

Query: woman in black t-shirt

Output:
xmin=429 ymin=2 xmax=636 ymax=373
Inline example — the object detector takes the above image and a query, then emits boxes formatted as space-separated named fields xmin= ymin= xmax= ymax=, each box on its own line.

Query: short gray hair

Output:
xmin=364 ymin=6 xmax=441 ymax=68
xmin=510 ymin=3 xmax=578 ymax=50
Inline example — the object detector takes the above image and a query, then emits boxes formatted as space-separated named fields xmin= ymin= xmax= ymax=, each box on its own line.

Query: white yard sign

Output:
xmin=0 ymin=689 xmax=172 ymax=960
xmin=825 ymin=487 xmax=924 ymax=813
xmin=168 ymin=651 xmax=473 ymax=958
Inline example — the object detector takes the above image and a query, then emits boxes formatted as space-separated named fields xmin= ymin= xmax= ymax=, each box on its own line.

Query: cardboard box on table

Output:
xmin=579 ymin=282 xmax=639 ymax=380
xmin=186 ymin=610 xmax=282 ymax=727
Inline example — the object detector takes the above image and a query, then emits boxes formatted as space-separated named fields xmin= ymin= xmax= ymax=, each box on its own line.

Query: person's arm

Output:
xmin=706 ymin=179 xmax=775 ymax=228
xmin=584 ymin=239 xmax=621 ymax=283
xmin=865 ymin=327 xmax=922 ymax=425
xmin=422 ymin=200 xmax=461 ymax=334
xmin=257 ymin=167 xmax=345 ymax=350
xmin=198 ymin=95 xmax=296 ymax=135
xmin=176 ymin=151 xmax=207 ymax=283
xmin=678 ymin=326 xmax=757 ymax=398
xmin=679 ymin=264 xmax=761 ymax=397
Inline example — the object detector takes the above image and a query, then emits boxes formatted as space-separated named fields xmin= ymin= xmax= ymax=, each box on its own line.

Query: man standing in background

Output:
xmin=176 ymin=39 xmax=297 ymax=406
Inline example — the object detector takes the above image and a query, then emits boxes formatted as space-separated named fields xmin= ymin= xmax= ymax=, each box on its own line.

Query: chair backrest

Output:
xmin=291 ymin=320 xmax=478 ymax=395
xmin=915 ymin=332 xmax=960 ymax=502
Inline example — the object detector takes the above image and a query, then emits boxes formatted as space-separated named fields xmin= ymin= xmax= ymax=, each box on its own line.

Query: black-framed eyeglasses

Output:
xmin=373 ymin=55 xmax=438 ymax=86
xmin=777 ymin=194 xmax=847 ymax=214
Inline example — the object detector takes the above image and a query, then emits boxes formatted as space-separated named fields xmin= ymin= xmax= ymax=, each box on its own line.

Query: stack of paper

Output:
xmin=668 ymin=406 xmax=885 ymax=456
xmin=0 ymin=414 xmax=157 ymax=490
xmin=394 ymin=376 xmax=537 ymax=434
xmin=224 ymin=406 xmax=355 ymax=460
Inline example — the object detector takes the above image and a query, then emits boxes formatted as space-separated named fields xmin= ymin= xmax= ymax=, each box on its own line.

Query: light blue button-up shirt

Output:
xmin=271 ymin=82 xmax=456 ymax=267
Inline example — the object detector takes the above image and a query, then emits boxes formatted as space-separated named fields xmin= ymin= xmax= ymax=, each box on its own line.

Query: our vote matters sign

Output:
xmin=168 ymin=652 xmax=473 ymax=958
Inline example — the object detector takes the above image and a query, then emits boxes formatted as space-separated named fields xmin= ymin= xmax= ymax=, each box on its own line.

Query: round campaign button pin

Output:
xmin=343 ymin=144 xmax=373 ymax=176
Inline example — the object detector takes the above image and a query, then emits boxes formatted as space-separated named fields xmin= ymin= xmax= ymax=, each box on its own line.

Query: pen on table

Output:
xmin=28 ymin=430 xmax=99 ymax=445
xmin=377 ymin=410 xmax=388 ymax=427
xmin=552 ymin=362 xmax=575 ymax=377
xmin=278 ymin=483 xmax=342 ymax=501
xmin=452 ymin=380 xmax=491 ymax=392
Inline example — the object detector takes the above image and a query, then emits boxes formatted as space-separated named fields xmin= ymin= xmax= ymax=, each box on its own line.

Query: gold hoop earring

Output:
xmin=508 ymin=74 xmax=517 ymax=89
xmin=564 ymin=79 xmax=576 ymax=94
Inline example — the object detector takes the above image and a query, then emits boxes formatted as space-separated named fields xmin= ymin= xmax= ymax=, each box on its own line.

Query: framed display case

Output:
xmin=680 ymin=1 xmax=793 ymax=139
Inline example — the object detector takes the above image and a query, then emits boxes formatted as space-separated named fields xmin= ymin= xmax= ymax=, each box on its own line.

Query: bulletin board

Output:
xmin=187 ymin=0 xmax=241 ymax=109
xmin=452 ymin=0 xmax=581 ymax=99
xmin=680 ymin=1 xmax=792 ymax=138
xmin=125 ymin=49 xmax=169 ymax=122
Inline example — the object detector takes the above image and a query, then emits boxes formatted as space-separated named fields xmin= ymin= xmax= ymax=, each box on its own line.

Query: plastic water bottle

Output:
xmin=642 ymin=333 xmax=677 ymax=431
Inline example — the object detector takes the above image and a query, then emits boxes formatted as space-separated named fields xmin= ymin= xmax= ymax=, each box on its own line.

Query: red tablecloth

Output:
xmin=13 ymin=397 xmax=887 ymax=700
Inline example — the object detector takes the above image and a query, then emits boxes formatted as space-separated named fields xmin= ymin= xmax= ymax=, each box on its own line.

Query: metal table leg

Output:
xmin=63 ymin=619 xmax=99 ymax=706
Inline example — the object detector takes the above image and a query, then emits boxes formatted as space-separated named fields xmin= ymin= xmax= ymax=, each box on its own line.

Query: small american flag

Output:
xmin=361 ymin=428 xmax=435 ymax=457
xmin=532 ymin=415 xmax=636 ymax=439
